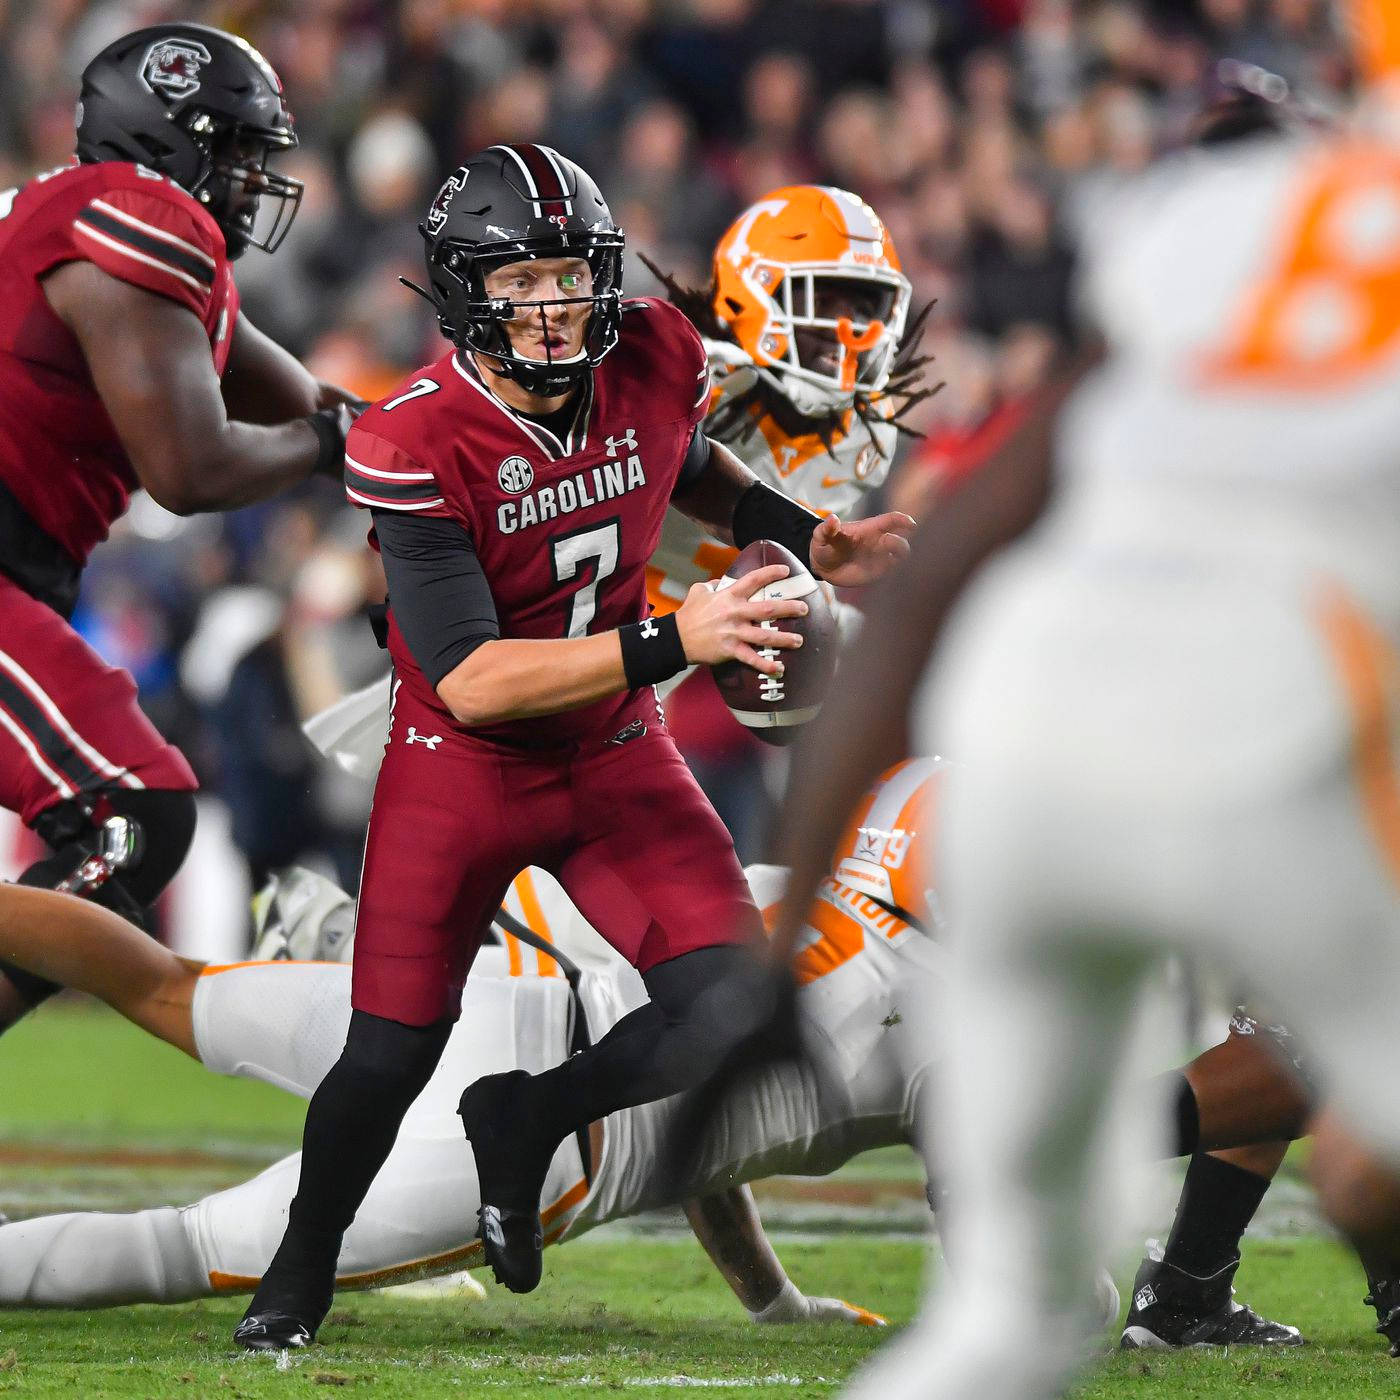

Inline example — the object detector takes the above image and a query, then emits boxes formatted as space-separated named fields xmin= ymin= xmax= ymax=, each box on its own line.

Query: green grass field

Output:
xmin=0 ymin=1002 xmax=1394 ymax=1397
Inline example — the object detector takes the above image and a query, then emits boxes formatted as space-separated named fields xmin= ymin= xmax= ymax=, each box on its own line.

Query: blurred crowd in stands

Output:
xmin=0 ymin=0 xmax=1354 ymax=939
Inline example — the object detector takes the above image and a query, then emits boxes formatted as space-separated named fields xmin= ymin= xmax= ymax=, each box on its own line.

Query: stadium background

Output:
xmin=0 ymin=0 xmax=1350 ymax=958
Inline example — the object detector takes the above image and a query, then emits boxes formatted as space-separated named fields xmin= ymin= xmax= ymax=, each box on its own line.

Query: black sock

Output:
xmin=251 ymin=1010 xmax=451 ymax=1313
xmin=530 ymin=944 xmax=754 ymax=1133
xmin=1161 ymin=1152 xmax=1271 ymax=1278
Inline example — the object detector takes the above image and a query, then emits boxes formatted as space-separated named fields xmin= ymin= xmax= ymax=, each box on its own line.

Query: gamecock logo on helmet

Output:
xmin=426 ymin=169 xmax=468 ymax=234
xmin=141 ymin=38 xmax=212 ymax=100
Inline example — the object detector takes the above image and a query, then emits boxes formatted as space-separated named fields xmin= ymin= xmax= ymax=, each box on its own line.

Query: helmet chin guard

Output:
xmin=415 ymin=145 xmax=625 ymax=393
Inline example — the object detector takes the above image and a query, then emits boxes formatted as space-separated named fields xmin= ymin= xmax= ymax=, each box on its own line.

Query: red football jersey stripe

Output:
xmin=509 ymin=144 xmax=571 ymax=219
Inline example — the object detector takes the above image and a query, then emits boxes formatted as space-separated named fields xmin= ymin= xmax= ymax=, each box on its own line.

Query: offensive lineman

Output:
xmin=236 ymin=144 xmax=915 ymax=1351
xmin=0 ymin=23 xmax=358 ymax=1024
xmin=748 ymin=4 xmax=1400 ymax=1397
xmin=0 ymin=763 xmax=943 ymax=1324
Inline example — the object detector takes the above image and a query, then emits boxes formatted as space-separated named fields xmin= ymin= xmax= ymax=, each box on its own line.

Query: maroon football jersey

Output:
xmin=0 ymin=161 xmax=239 ymax=566
xmin=346 ymin=297 xmax=711 ymax=745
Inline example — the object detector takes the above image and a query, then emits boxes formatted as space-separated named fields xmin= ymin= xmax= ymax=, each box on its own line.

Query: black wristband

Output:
xmin=732 ymin=481 xmax=822 ymax=569
xmin=619 ymin=613 xmax=687 ymax=689
xmin=305 ymin=406 xmax=350 ymax=478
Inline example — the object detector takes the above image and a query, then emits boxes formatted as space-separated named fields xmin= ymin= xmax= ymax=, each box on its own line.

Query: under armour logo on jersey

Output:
xmin=639 ymin=618 xmax=659 ymax=639
xmin=605 ymin=429 xmax=638 ymax=457
xmin=405 ymin=727 xmax=443 ymax=749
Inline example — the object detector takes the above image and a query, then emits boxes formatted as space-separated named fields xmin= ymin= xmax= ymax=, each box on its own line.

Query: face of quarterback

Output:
xmin=483 ymin=256 xmax=594 ymax=362
xmin=794 ymin=277 xmax=894 ymax=379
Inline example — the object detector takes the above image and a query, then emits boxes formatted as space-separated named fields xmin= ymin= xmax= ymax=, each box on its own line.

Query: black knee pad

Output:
xmin=1171 ymin=1071 xmax=1200 ymax=1158
xmin=91 ymin=788 xmax=197 ymax=906
xmin=4 ymin=788 xmax=197 ymax=1009
xmin=641 ymin=944 xmax=754 ymax=1020
xmin=29 ymin=787 xmax=196 ymax=909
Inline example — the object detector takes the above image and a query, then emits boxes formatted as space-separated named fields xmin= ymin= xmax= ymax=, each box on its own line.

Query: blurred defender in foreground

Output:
xmin=748 ymin=4 xmax=1400 ymax=1398
xmin=0 ymin=764 xmax=944 ymax=1320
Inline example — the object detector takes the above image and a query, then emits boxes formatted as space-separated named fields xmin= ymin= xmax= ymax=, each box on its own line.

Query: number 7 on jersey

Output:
xmin=550 ymin=519 xmax=621 ymax=638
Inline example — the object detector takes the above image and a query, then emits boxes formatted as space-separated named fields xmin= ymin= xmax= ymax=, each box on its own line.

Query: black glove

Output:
xmin=304 ymin=401 xmax=367 ymax=479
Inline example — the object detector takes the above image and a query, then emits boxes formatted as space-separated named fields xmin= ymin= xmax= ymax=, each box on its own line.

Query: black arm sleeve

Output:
xmin=731 ymin=481 xmax=823 ymax=569
xmin=371 ymin=510 xmax=500 ymax=688
xmin=670 ymin=426 xmax=713 ymax=495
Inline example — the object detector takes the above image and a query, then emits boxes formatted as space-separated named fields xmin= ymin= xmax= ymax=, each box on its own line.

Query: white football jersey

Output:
xmin=645 ymin=339 xmax=897 ymax=611
xmin=570 ymin=868 xmax=939 ymax=1233
xmin=1054 ymin=131 xmax=1400 ymax=629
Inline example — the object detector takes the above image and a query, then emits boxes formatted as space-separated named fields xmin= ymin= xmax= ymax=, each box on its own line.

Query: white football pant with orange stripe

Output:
xmin=0 ymin=870 xmax=935 ymax=1306
xmin=0 ymin=948 xmax=587 ymax=1306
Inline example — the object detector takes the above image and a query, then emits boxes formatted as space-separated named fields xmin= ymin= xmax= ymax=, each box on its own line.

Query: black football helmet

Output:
xmin=75 ymin=23 xmax=302 ymax=259
xmin=416 ymin=145 xmax=625 ymax=397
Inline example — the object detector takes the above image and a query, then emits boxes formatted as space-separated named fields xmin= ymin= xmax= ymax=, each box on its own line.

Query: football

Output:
xmin=710 ymin=539 xmax=838 ymax=745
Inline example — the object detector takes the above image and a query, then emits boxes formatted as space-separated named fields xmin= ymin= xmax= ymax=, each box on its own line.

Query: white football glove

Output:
xmin=748 ymin=1277 xmax=887 ymax=1326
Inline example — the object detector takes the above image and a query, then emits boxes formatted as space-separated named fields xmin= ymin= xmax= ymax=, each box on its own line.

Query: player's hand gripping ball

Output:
xmin=711 ymin=540 xmax=837 ymax=745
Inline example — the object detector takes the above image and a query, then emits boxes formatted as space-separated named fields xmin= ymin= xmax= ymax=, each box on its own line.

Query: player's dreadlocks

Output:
xmin=640 ymin=254 xmax=942 ymax=461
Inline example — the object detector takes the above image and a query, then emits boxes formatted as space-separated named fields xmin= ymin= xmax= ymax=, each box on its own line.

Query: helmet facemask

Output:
xmin=184 ymin=112 xmax=302 ymax=258
xmin=430 ymin=235 xmax=625 ymax=397
xmin=745 ymin=263 xmax=911 ymax=417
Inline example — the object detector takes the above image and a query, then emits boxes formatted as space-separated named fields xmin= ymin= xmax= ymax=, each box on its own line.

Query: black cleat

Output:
xmin=233 ymin=1256 xmax=334 ymax=1351
xmin=459 ymin=1070 xmax=553 ymax=1295
xmin=477 ymin=1204 xmax=544 ymax=1293
xmin=233 ymin=1309 xmax=314 ymax=1351
xmin=1364 ymin=1276 xmax=1400 ymax=1356
xmin=1119 ymin=1250 xmax=1303 ymax=1349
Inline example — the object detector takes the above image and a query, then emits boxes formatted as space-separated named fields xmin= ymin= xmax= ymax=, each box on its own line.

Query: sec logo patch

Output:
xmin=498 ymin=456 xmax=533 ymax=493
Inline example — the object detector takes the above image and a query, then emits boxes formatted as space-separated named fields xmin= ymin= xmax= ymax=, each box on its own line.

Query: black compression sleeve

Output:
xmin=671 ymin=427 xmax=713 ymax=494
xmin=371 ymin=511 xmax=500 ymax=687
xmin=732 ymin=481 xmax=823 ymax=568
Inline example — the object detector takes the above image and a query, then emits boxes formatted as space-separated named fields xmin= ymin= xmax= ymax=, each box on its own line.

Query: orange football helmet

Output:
xmin=712 ymin=185 xmax=912 ymax=417
xmin=832 ymin=756 xmax=948 ymax=929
